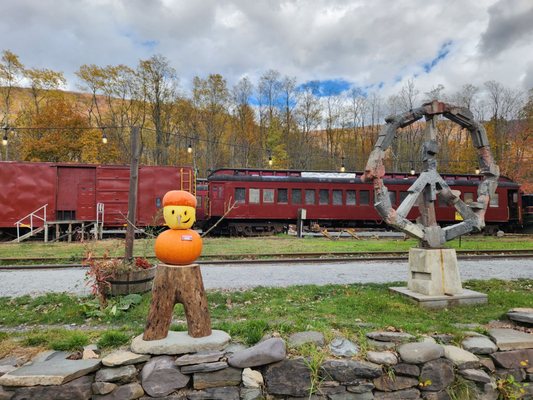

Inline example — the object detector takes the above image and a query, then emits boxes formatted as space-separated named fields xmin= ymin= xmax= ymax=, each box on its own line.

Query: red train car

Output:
xmin=205 ymin=168 xmax=522 ymax=236
xmin=0 ymin=161 xmax=194 ymax=240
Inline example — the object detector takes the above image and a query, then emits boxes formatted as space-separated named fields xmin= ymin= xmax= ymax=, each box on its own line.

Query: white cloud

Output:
xmin=1 ymin=0 xmax=532 ymax=98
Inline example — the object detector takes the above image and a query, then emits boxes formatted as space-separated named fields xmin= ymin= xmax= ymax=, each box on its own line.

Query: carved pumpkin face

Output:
xmin=163 ymin=205 xmax=196 ymax=229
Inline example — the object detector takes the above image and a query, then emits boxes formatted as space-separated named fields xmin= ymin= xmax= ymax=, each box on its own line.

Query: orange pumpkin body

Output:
xmin=155 ymin=229 xmax=202 ymax=265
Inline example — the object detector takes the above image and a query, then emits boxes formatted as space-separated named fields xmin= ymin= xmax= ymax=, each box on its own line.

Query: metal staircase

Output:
xmin=13 ymin=204 xmax=48 ymax=243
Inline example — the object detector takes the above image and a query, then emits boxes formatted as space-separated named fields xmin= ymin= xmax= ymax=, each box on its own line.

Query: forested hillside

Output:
xmin=1 ymin=50 xmax=531 ymax=190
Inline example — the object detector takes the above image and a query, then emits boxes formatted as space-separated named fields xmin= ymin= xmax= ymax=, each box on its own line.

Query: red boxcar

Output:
xmin=205 ymin=168 xmax=522 ymax=235
xmin=0 ymin=161 xmax=194 ymax=232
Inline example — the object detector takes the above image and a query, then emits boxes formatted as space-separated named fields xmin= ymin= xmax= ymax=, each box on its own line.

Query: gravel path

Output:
xmin=0 ymin=258 xmax=532 ymax=297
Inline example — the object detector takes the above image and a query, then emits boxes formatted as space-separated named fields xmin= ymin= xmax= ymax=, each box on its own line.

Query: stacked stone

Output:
xmin=0 ymin=328 xmax=532 ymax=399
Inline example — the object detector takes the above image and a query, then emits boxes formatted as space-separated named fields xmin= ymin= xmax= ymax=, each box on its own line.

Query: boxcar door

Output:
xmin=77 ymin=180 xmax=96 ymax=220
xmin=56 ymin=167 xmax=96 ymax=221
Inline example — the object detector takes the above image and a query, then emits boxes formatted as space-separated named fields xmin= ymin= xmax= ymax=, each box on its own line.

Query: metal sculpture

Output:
xmin=363 ymin=100 xmax=499 ymax=248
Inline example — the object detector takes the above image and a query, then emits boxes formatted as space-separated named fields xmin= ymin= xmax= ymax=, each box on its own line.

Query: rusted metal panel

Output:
xmin=0 ymin=161 xmax=56 ymax=227
xmin=136 ymin=166 xmax=194 ymax=226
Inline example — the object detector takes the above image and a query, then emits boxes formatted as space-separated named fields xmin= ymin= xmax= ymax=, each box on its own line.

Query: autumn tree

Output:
xmin=258 ymin=70 xmax=282 ymax=165
xmin=293 ymin=83 xmax=322 ymax=169
xmin=0 ymin=50 xmax=24 ymax=127
xmin=19 ymin=95 xmax=117 ymax=163
xmin=138 ymin=54 xmax=179 ymax=165
xmin=192 ymin=74 xmax=230 ymax=172
xmin=231 ymin=77 xmax=257 ymax=167
xmin=24 ymin=67 xmax=66 ymax=117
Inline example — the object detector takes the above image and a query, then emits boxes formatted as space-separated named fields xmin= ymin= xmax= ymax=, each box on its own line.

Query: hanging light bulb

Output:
xmin=2 ymin=127 xmax=8 ymax=146
xmin=475 ymin=166 xmax=480 ymax=175
xmin=101 ymin=128 xmax=108 ymax=144
xmin=410 ymin=161 xmax=415 ymax=176
xmin=268 ymin=149 xmax=273 ymax=167
xmin=340 ymin=156 xmax=345 ymax=173
xmin=187 ymin=143 xmax=193 ymax=154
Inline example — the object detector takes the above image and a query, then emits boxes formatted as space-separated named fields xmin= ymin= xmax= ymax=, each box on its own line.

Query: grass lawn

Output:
xmin=1 ymin=234 xmax=532 ymax=262
xmin=0 ymin=279 xmax=531 ymax=358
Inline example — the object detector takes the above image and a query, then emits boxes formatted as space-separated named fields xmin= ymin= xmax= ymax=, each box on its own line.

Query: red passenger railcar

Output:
xmin=205 ymin=168 xmax=522 ymax=235
xmin=0 ymin=161 xmax=194 ymax=238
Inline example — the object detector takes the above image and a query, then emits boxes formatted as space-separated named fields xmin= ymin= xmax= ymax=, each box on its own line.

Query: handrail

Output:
xmin=15 ymin=204 xmax=48 ymax=242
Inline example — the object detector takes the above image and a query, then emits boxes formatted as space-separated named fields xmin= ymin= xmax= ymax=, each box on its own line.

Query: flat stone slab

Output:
xmin=366 ymin=331 xmax=415 ymax=343
xmin=175 ymin=351 xmax=224 ymax=366
xmin=389 ymin=287 xmax=487 ymax=309
xmin=507 ymin=308 xmax=533 ymax=325
xmin=443 ymin=345 xmax=479 ymax=369
xmin=131 ymin=330 xmax=231 ymax=355
xmin=0 ymin=358 xmax=100 ymax=386
xmin=461 ymin=336 xmax=498 ymax=355
xmin=397 ymin=342 xmax=444 ymax=364
xmin=488 ymin=328 xmax=533 ymax=351
xmin=102 ymin=350 xmax=150 ymax=367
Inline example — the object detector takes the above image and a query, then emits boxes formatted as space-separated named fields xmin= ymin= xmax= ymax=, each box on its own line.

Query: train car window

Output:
xmin=360 ymin=190 xmax=370 ymax=205
xmin=346 ymin=190 xmax=356 ymax=205
xmin=400 ymin=191 xmax=409 ymax=204
xmin=319 ymin=189 xmax=329 ymax=205
xmin=235 ymin=188 xmax=246 ymax=203
xmin=263 ymin=189 xmax=275 ymax=203
xmin=278 ymin=188 xmax=288 ymax=203
xmin=249 ymin=188 xmax=260 ymax=204
xmin=333 ymin=190 xmax=342 ymax=205
xmin=490 ymin=193 xmax=499 ymax=207
xmin=512 ymin=192 xmax=518 ymax=203
xmin=464 ymin=192 xmax=474 ymax=204
xmin=292 ymin=189 xmax=302 ymax=204
xmin=389 ymin=191 xmax=397 ymax=206
xmin=305 ymin=189 xmax=316 ymax=205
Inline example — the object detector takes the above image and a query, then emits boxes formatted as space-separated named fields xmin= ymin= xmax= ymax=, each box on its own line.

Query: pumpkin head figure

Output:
xmin=155 ymin=190 xmax=202 ymax=265
xmin=162 ymin=190 xmax=196 ymax=229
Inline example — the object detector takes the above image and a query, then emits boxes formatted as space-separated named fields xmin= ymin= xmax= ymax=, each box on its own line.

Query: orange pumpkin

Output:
xmin=155 ymin=228 xmax=202 ymax=265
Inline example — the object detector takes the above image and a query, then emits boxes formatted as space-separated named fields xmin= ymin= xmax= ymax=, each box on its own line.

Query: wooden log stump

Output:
xmin=144 ymin=263 xmax=211 ymax=341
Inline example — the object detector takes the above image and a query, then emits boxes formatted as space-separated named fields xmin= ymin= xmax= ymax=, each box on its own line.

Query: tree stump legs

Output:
xmin=143 ymin=263 xmax=212 ymax=341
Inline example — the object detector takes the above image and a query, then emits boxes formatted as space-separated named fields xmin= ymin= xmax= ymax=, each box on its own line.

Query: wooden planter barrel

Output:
xmin=107 ymin=266 xmax=157 ymax=296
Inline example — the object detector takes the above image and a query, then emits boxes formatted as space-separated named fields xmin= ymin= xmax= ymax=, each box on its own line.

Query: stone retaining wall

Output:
xmin=0 ymin=327 xmax=532 ymax=400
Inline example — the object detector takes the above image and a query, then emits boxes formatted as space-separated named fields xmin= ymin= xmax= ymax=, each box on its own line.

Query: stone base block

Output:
xmin=389 ymin=287 xmax=488 ymax=309
xmin=408 ymin=248 xmax=462 ymax=296
xmin=131 ymin=330 xmax=231 ymax=355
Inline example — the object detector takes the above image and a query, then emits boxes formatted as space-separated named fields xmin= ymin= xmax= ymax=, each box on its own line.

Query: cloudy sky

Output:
xmin=1 ymin=0 xmax=533 ymax=97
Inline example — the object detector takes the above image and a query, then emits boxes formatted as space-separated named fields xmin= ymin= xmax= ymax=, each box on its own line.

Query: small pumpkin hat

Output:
xmin=162 ymin=190 xmax=197 ymax=208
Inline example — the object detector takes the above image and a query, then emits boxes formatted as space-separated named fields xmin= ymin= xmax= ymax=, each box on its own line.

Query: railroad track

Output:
xmin=1 ymin=249 xmax=532 ymax=269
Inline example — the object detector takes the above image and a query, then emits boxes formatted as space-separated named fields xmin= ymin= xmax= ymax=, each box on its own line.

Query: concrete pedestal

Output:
xmin=407 ymin=248 xmax=462 ymax=296
xmin=390 ymin=247 xmax=487 ymax=308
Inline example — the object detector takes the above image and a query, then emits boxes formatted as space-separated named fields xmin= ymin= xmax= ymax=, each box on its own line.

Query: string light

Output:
xmin=475 ymin=166 xmax=481 ymax=175
xmin=187 ymin=143 xmax=193 ymax=154
xmin=340 ymin=156 xmax=345 ymax=173
xmin=268 ymin=149 xmax=273 ymax=167
xmin=101 ymin=128 xmax=108 ymax=144
xmin=2 ymin=127 xmax=7 ymax=146
xmin=410 ymin=161 xmax=415 ymax=176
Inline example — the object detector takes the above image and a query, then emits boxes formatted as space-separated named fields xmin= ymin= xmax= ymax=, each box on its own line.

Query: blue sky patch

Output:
xmin=297 ymin=78 xmax=352 ymax=97
xmin=421 ymin=40 xmax=453 ymax=74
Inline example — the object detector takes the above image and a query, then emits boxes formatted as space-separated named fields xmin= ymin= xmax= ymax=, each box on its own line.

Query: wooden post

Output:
xmin=125 ymin=126 xmax=141 ymax=262
xmin=144 ymin=263 xmax=212 ymax=340
xmin=67 ymin=223 xmax=72 ymax=242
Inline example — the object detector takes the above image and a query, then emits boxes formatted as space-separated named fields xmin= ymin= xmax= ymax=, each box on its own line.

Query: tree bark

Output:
xmin=144 ymin=263 xmax=212 ymax=340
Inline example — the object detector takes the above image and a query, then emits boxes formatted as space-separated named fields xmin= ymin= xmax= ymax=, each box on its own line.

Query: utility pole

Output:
xmin=125 ymin=126 xmax=141 ymax=262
